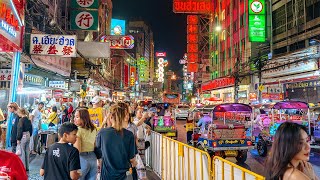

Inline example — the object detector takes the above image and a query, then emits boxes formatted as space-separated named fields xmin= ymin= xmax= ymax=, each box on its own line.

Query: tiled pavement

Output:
xmin=27 ymin=154 xmax=160 ymax=180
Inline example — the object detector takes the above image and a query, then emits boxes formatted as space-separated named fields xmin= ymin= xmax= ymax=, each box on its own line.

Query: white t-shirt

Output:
xmin=133 ymin=117 xmax=146 ymax=139
xmin=31 ymin=109 xmax=42 ymax=128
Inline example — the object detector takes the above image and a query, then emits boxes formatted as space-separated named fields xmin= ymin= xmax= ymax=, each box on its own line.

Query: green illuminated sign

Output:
xmin=249 ymin=15 xmax=266 ymax=42
xmin=248 ymin=0 xmax=266 ymax=42
xmin=249 ymin=0 xmax=265 ymax=15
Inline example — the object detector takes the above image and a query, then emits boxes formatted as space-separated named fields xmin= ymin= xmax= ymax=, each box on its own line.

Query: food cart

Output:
xmin=255 ymin=101 xmax=312 ymax=156
xmin=197 ymin=103 xmax=254 ymax=163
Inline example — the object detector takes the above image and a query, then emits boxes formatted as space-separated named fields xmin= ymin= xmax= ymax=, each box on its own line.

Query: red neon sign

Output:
xmin=0 ymin=2 xmax=19 ymax=30
xmin=187 ymin=53 xmax=198 ymax=63
xmin=173 ymin=0 xmax=213 ymax=14
xmin=187 ymin=63 xmax=198 ymax=72
xmin=156 ymin=52 xmax=167 ymax=57
xmin=187 ymin=15 xmax=198 ymax=25
xmin=201 ymin=77 xmax=235 ymax=91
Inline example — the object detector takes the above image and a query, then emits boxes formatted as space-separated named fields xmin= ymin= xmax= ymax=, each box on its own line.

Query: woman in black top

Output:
xmin=17 ymin=108 xmax=33 ymax=171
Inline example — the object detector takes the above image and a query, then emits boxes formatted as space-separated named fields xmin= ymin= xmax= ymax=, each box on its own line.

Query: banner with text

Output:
xmin=30 ymin=34 xmax=77 ymax=57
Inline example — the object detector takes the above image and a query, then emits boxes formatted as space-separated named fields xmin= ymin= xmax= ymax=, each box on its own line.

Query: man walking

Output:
xmin=30 ymin=102 xmax=44 ymax=154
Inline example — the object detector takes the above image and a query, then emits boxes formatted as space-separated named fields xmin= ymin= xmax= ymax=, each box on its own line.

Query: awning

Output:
xmin=77 ymin=41 xmax=110 ymax=59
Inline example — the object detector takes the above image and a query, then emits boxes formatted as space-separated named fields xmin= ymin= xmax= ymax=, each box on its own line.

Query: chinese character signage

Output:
xmin=100 ymin=35 xmax=134 ymax=49
xmin=248 ymin=0 xmax=266 ymax=42
xmin=71 ymin=0 xmax=99 ymax=9
xmin=187 ymin=15 xmax=199 ymax=70
xmin=70 ymin=10 xmax=99 ymax=31
xmin=0 ymin=0 xmax=23 ymax=51
xmin=173 ymin=0 xmax=213 ymax=14
xmin=111 ymin=19 xmax=126 ymax=35
xmin=0 ymin=69 xmax=11 ymax=81
xmin=30 ymin=34 xmax=77 ymax=57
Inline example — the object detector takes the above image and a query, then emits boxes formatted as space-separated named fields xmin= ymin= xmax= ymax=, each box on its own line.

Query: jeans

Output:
xmin=30 ymin=128 xmax=38 ymax=152
xmin=20 ymin=132 xmax=30 ymax=170
xmin=80 ymin=152 xmax=97 ymax=180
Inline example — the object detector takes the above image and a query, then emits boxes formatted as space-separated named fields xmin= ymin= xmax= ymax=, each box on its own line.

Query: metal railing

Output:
xmin=146 ymin=131 xmax=265 ymax=180
xmin=213 ymin=156 xmax=265 ymax=180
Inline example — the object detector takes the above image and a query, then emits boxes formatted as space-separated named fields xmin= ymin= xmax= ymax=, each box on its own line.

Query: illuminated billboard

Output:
xmin=248 ymin=0 xmax=266 ymax=42
xmin=111 ymin=18 xmax=126 ymax=35
xmin=156 ymin=52 xmax=167 ymax=57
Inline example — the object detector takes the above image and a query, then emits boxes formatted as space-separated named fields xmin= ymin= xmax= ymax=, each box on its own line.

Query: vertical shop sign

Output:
xmin=70 ymin=10 xmax=99 ymax=30
xmin=187 ymin=15 xmax=199 ymax=71
xmin=71 ymin=0 xmax=99 ymax=9
xmin=30 ymin=34 xmax=77 ymax=57
xmin=158 ymin=58 xmax=164 ymax=82
xmin=138 ymin=57 xmax=147 ymax=82
xmin=248 ymin=0 xmax=266 ymax=42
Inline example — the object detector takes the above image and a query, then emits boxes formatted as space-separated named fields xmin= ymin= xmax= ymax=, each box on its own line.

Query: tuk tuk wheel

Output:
xmin=257 ymin=140 xmax=268 ymax=157
xmin=236 ymin=150 xmax=248 ymax=163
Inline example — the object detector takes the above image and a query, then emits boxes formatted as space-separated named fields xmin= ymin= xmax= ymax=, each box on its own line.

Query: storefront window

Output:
xmin=223 ymin=93 xmax=232 ymax=102
xmin=238 ymin=91 xmax=247 ymax=98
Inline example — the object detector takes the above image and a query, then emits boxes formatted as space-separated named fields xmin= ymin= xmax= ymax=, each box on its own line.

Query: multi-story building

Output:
xmin=128 ymin=21 xmax=154 ymax=83
xmin=201 ymin=0 xmax=254 ymax=104
xmin=127 ymin=20 xmax=155 ymax=98
xmin=260 ymin=0 xmax=320 ymax=103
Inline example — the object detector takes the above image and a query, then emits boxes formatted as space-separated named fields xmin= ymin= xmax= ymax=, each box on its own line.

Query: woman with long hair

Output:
xmin=74 ymin=108 xmax=98 ymax=180
xmin=8 ymin=102 xmax=20 ymax=153
xmin=265 ymin=122 xmax=318 ymax=180
xmin=96 ymin=104 xmax=137 ymax=180
xmin=16 ymin=108 xmax=32 ymax=171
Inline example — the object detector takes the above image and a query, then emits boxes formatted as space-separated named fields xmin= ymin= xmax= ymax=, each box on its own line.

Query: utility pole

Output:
xmin=234 ymin=57 xmax=240 ymax=103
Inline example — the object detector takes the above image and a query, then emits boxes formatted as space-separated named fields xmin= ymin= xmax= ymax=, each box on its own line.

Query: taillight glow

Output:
xmin=212 ymin=142 xmax=217 ymax=147
xmin=247 ymin=141 xmax=252 ymax=146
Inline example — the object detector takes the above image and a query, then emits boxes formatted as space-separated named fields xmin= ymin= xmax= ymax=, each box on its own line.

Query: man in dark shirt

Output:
xmin=40 ymin=122 xmax=81 ymax=180
xmin=96 ymin=127 xmax=136 ymax=180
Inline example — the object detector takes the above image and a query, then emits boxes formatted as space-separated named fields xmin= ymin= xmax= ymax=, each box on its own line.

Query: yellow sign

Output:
xmin=258 ymin=84 xmax=265 ymax=92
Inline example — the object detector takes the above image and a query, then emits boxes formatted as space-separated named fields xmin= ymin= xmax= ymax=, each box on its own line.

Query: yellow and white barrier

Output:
xmin=146 ymin=131 xmax=265 ymax=180
xmin=213 ymin=156 xmax=265 ymax=180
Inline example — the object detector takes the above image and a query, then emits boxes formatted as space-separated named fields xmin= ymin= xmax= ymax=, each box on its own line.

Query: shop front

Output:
xmin=201 ymin=77 xmax=250 ymax=104
xmin=261 ymin=46 xmax=320 ymax=104
xmin=0 ymin=0 xmax=25 ymax=147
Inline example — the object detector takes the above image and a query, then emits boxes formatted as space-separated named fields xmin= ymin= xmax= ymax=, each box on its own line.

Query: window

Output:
xmin=240 ymin=14 xmax=244 ymax=27
xmin=306 ymin=0 xmax=320 ymax=22
xmin=233 ymin=22 xmax=237 ymax=32
xmin=273 ymin=5 xmax=286 ymax=36
xmin=221 ymin=10 xmax=225 ymax=20
xmin=222 ymin=30 xmax=226 ymax=40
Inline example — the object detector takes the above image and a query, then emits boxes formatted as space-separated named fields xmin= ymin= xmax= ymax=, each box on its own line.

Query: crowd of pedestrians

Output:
xmin=0 ymin=97 xmax=152 ymax=180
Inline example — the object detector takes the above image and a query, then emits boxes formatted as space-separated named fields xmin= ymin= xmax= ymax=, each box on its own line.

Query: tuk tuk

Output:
xmin=197 ymin=103 xmax=254 ymax=163
xmin=256 ymin=101 xmax=312 ymax=156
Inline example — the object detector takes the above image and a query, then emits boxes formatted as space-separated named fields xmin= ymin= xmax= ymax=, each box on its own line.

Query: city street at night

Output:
xmin=1 ymin=0 xmax=320 ymax=179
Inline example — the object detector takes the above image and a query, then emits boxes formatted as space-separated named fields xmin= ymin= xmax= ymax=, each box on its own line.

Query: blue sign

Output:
xmin=111 ymin=18 xmax=126 ymax=35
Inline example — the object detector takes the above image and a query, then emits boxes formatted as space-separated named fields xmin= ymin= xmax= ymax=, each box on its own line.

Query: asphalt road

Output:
xmin=175 ymin=119 xmax=320 ymax=177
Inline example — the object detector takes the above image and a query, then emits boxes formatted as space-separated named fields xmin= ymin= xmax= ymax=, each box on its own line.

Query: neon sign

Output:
xmin=0 ymin=2 xmax=19 ymax=37
xmin=173 ymin=0 xmax=213 ymax=14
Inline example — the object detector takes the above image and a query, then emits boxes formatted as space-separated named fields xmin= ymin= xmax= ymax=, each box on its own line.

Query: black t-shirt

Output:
xmin=41 ymin=143 xmax=81 ymax=180
xmin=96 ymin=127 xmax=135 ymax=180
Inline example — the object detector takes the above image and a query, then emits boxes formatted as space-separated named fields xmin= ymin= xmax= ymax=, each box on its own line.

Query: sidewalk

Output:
xmin=28 ymin=154 xmax=160 ymax=180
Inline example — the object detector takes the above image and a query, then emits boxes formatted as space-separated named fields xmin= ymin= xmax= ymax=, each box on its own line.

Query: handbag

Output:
xmin=48 ymin=114 xmax=58 ymax=127
xmin=16 ymin=144 xmax=21 ymax=156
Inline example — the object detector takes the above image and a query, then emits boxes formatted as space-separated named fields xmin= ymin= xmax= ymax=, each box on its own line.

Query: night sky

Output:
xmin=112 ymin=0 xmax=186 ymax=75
